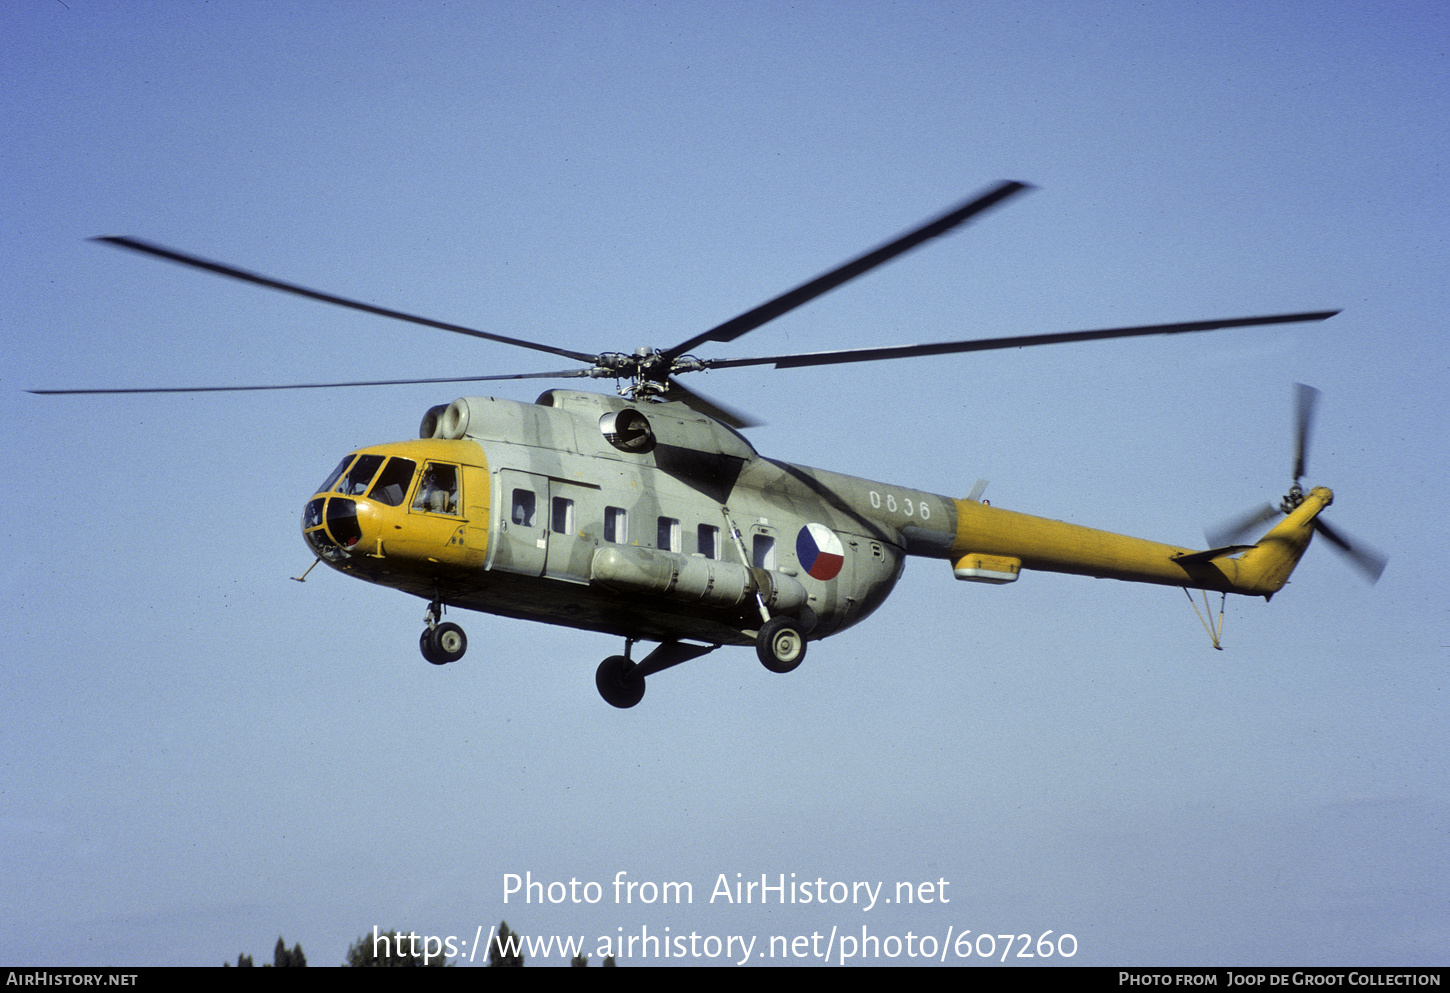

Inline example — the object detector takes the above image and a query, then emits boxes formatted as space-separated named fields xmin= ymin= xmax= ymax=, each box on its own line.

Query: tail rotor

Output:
xmin=1206 ymin=383 xmax=1386 ymax=583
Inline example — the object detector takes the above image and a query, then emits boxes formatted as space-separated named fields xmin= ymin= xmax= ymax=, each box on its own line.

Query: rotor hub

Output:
xmin=1280 ymin=481 xmax=1305 ymax=514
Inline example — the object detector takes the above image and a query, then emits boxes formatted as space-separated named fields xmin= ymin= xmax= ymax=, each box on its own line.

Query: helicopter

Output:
xmin=34 ymin=181 xmax=1385 ymax=707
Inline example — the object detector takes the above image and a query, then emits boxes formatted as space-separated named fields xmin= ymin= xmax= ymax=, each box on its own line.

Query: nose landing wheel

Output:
xmin=420 ymin=621 xmax=467 ymax=665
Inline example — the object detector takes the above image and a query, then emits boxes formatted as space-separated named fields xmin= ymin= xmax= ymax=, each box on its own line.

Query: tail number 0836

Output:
xmin=869 ymin=490 xmax=930 ymax=520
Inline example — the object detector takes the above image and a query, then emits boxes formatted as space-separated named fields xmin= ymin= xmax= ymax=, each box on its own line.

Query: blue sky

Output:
xmin=4 ymin=0 xmax=1446 ymax=967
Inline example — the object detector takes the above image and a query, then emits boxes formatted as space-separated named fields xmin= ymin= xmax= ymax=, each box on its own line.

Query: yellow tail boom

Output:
xmin=948 ymin=486 xmax=1332 ymax=599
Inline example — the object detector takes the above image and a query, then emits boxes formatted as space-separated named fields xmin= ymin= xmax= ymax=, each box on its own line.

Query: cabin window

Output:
xmin=412 ymin=462 xmax=459 ymax=515
xmin=657 ymin=516 xmax=681 ymax=553
xmin=511 ymin=488 xmax=536 ymax=527
xmin=338 ymin=454 xmax=385 ymax=496
xmin=551 ymin=496 xmax=575 ymax=535
xmin=697 ymin=524 xmax=719 ymax=559
xmin=604 ymin=506 xmax=628 ymax=544
xmin=752 ymin=534 xmax=777 ymax=570
xmin=369 ymin=457 xmax=416 ymax=507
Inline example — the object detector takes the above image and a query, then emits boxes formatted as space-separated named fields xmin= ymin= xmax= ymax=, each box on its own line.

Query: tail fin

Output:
xmin=1218 ymin=486 xmax=1332 ymax=597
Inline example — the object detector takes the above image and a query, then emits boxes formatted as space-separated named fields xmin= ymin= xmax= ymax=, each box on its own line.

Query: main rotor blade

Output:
xmin=93 ymin=237 xmax=599 ymax=364
xmin=663 ymin=181 xmax=1032 ymax=360
xmin=1313 ymin=518 xmax=1387 ymax=583
xmin=702 ymin=311 xmax=1340 ymax=372
xmin=661 ymin=376 xmax=761 ymax=429
xmin=29 ymin=368 xmax=596 ymax=395
xmin=1293 ymin=382 xmax=1321 ymax=482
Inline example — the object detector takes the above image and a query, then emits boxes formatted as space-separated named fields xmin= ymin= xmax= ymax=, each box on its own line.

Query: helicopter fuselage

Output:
xmin=301 ymin=388 xmax=1333 ymax=662
xmin=303 ymin=389 xmax=934 ymax=647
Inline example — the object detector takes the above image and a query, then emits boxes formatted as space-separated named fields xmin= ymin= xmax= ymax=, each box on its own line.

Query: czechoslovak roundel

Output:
xmin=796 ymin=523 xmax=845 ymax=581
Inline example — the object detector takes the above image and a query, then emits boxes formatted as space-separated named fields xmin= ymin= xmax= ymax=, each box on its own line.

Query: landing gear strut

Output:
xmin=420 ymin=601 xmax=467 ymax=665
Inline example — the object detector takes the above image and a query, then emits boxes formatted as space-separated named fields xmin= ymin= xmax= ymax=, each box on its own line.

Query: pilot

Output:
xmin=416 ymin=465 xmax=458 ymax=515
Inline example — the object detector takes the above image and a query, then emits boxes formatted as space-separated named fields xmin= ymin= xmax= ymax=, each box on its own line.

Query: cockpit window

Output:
xmin=317 ymin=456 xmax=352 ymax=495
xmin=412 ymin=462 xmax=459 ymax=515
xmin=337 ymin=454 xmax=385 ymax=495
xmin=303 ymin=497 xmax=325 ymax=530
xmin=369 ymin=457 xmax=416 ymax=507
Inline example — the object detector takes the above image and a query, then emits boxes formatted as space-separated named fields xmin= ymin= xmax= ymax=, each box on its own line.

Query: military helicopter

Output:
xmin=34 ymin=181 xmax=1385 ymax=707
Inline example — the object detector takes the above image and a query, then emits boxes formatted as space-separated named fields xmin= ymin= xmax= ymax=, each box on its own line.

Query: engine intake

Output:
xmin=599 ymin=409 xmax=656 ymax=453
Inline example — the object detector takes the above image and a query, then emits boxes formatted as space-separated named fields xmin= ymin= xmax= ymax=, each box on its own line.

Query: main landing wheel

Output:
xmin=757 ymin=617 xmax=806 ymax=673
xmin=420 ymin=622 xmax=467 ymax=665
xmin=596 ymin=655 xmax=645 ymax=709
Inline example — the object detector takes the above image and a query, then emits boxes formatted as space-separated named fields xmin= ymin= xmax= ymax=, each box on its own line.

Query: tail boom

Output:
xmin=947 ymin=487 xmax=1332 ymax=598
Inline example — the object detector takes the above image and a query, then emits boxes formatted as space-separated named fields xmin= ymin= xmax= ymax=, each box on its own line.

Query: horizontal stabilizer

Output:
xmin=1171 ymin=544 xmax=1257 ymax=565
